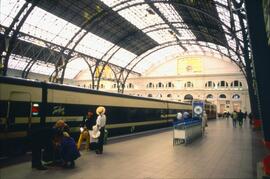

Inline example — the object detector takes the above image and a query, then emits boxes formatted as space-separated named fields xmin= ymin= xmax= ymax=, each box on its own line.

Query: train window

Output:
xmin=8 ymin=102 xmax=31 ymax=125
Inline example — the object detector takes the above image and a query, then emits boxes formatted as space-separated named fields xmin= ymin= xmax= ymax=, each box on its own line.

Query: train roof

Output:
xmin=0 ymin=76 xmax=191 ymax=106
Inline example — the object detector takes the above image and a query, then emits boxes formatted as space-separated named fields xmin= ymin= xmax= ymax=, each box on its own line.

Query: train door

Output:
xmin=4 ymin=91 xmax=32 ymax=156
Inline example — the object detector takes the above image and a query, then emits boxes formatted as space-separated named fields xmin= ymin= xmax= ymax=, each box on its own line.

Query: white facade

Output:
xmin=108 ymin=55 xmax=250 ymax=114
xmin=71 ymin=54 xmax=251 ymax=114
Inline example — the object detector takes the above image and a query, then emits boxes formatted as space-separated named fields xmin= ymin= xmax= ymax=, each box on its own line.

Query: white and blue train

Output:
xmin=0 ymin=76 xmax=216 ymax=157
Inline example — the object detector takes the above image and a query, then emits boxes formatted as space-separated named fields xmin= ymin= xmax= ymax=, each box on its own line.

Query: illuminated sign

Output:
xmin=32 ymin=103 xmax=39 ymax=116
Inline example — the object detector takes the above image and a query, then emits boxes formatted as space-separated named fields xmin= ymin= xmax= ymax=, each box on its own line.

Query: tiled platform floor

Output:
xmin=0 ymin=119 xmax=267 ymax=179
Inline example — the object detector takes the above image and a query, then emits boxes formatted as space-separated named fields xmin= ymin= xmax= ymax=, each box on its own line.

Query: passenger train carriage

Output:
xmin=0 ymin=77 xmax=216 ymax=157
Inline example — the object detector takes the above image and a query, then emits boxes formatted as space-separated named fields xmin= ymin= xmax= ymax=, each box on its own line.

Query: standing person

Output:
xmin=244 ymin=111 xmax=248 ymax=120
xmin=81 ymin=112 xmax=95 ymax=130
xmin=238 ymin=110 xmax=244 ymax=127
xmin=232 ymin=110 xmax=238 ymax=128
xmin=248 ymin=112 xmax=253 ymax=125
xmin=95 ymin=106 xmax=107 ymax=154
xmin=202 ymin=111 xmax=208 ymax=132
xmin=226 ymin=112 xmax=230 ymax=120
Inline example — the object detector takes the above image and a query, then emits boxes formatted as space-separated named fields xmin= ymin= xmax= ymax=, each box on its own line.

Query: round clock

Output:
xmin=194 ymin=105 xmax=203 ymax=114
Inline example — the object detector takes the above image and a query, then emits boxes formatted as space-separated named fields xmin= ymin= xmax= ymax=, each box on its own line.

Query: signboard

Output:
xmin=192 ymin=101 xmax=204 ymax=119
xmin=177 ymin=57 xmax=202 ymax=74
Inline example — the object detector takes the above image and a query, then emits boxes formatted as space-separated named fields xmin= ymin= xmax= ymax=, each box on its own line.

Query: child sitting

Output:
xmin=61 ymin=132 xmax=81 ymax=169
xmin=77 ymin=127 xmax=90 ymax=150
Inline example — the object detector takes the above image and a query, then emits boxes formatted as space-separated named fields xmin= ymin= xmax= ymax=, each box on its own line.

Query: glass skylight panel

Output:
xmin=101 ymin=0 xmax=177 ymax=43
xmin=133 ymin=45 xmax=183 ymax=73
xmin=109 ymin=48 xmax=137 ymax=67
xmin=215 ymin=1 xmax=245 ymax=64
xmin=31 ymin=62 xmax=54 ymax=76
xmin=154 ymin=3 xmax=196 ymax=40
xmin=0 ymin=0 xmax=24 ymax=27
xmin=2 ymin=0 xmax=138 ymax=73
xmin=8 ymin=55 xmax=28 ymax=71
xmin=216 ymin=0 xmax=228 ymax=6
xmin=64 ymin=57 xmax=88 ymax=79
xmin=75 ymin=32 xmax=115 ymax=59
xmin=21 ymin=7 xmax=81 ymax=47
xmin=8 ymin=54 xmax=55 ymax=76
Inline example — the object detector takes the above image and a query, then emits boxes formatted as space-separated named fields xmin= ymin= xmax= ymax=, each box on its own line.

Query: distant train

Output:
xmin=0 ymin=77 xmax=216 ymax=157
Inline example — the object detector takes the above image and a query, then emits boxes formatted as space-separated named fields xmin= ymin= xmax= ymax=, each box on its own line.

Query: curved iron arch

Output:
xmin=94 ymin=20 xmax=244 ymax=90
xmin=117 ymin=40 xmax=246 ymax=93
xmin=1 ymin=0 xmax=39 ymax=76
xmin=54 ymin=0 xmax=242 ymax=83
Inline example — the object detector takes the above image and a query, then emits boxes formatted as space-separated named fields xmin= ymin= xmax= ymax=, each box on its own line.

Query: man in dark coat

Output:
xmin=81 ymin=111 xmax=95 ymax=130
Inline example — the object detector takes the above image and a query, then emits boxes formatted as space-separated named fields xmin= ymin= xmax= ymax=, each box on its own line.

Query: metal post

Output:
xmin=245 ymin=0 xmax=270 ymax=140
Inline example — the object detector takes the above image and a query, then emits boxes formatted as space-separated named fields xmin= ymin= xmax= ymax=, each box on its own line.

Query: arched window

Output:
xmin=217 ymin=81 xmax=229 ymax=88
xmin=184 ymin=94 xmax=193 ymax=100
xmin=166 ymin=82 xmax=174 ymax=88
xmin=157 ymin=94 xmax=162 ymax=98
xmin=100 ymin=84 xmax=105 ymax=88
xmin=146 ymin=82 xmax=154 ymax=88
xmin=205 ymin=81 xmax=215 ymax=88
xmin=184 ymin=81 xmax=194 ymax=88
xmin=206 ymin=94 xmax=214 ymax=99
xmin=112 ymin=83 xmax=117 ymax=88
xmin=127 ymin=83 xmax=134 ymax=89
xmin=167 ymin=94 xmax=172 ymax=98
xmin=230 ymin=80 xmax=243 ymax=88
xmin=219 ymin=94 xmax=226 ymax=98
xmin=156 ymin=82 xmax=164 ymax=88
xmin=232 ymin=94 xmax=240 ymax=99
xmin=148 ymin=94 xmax=153 ymax=97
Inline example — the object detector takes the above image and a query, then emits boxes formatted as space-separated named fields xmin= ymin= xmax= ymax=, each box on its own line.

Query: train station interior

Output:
xmin=0 ymin=0 xmax=270 ymax=178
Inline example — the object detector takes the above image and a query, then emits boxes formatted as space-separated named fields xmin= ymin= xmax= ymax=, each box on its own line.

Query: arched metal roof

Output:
xmin=0 ymin=0 xmax=249 ymax=82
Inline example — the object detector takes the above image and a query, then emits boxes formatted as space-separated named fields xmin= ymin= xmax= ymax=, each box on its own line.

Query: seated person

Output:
xmin=61 ymin=132 xmax=81 ymax=169
xmin=183 ymin=112 xmax=190 ymax=120
xmin=31 ymin=127 xmax=63 ymax=170
xmin=77 ymin=127 xmax=90 ymax=150
xmin=177 ymin=112 xmax=183 ymax=121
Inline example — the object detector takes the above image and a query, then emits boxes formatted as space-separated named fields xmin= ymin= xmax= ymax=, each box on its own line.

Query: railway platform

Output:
xmin=0 ymin=119 xmax=266 ymax=179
